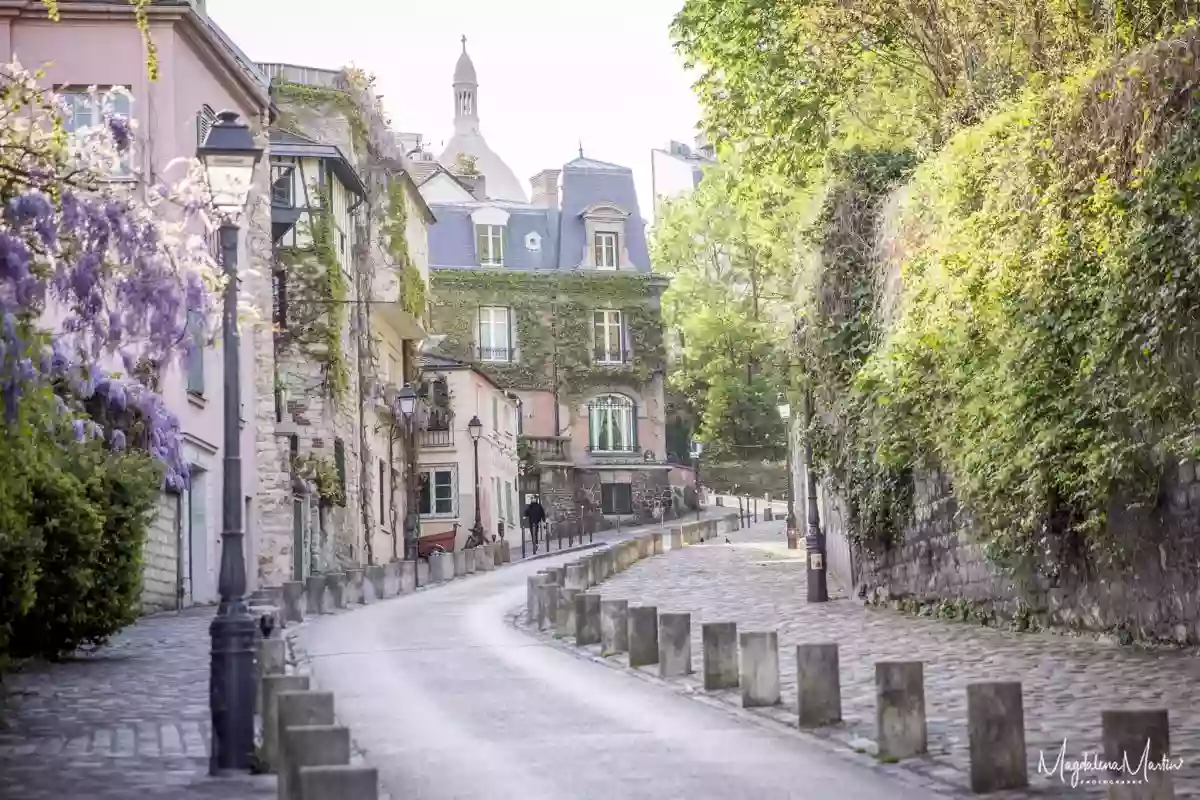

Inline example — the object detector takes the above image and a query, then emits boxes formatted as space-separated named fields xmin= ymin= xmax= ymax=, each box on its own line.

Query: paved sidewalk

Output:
xmin=0 ymin=607 xmax=275 ymax=800
xmin=593 ymin=520 xmax=1200 ymax=798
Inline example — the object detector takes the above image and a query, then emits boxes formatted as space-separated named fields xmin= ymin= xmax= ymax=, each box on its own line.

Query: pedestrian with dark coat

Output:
xmin=524 ymin=498 xmax=546 ymax=545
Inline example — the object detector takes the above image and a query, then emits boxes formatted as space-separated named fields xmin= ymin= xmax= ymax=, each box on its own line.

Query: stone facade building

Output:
xmin=414 ymin=42 xmax=674 ymax=528
xmin=253 ymin=62 xmax=432 ymax=586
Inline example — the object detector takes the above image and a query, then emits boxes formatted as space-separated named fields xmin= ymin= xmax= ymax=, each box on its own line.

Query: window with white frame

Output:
xmin=418 ymin=467 xmax=456 ymax=516
xmin=60 ymin=86 xmax=133 ymax=178
xmin=475 ymin=224 xmax=505 ymax=266
xmin=477 ymin=306 xmax=513 ymax=362
xmin=594 ymin=231 xmax=618 ymax=269
xmin=593 ymin=310 xmax=625 ymax=364
xmin=588 ymin=394 xmax=636 ymax=453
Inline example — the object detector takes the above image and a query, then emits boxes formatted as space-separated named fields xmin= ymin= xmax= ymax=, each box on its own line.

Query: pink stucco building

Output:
xmin=0 ymin=0 xmax=274 ymax=611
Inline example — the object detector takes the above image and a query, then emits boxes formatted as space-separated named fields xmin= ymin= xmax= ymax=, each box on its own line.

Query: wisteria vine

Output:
xmin=0 ymin=61 xmax=228 ymax=490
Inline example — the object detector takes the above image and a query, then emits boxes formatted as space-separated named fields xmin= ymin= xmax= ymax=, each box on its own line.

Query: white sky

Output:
xmin=206 ymin=0 xmax=702 ymax=221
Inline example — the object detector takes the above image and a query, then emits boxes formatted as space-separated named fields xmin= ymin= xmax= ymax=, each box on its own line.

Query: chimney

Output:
xmin=530 ymin=169 xmax=561 ymax=209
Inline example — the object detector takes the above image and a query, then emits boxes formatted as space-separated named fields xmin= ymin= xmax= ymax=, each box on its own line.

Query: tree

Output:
xmin=0 ymin=62 xmax=221 ymax=663
xmin=652 ymin=159 xmax=807 ymax=461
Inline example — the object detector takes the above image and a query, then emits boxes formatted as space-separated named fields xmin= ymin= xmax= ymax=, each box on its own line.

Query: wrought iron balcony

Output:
xmin=418 ymin=428 xmax=453 ymax=448
xmin=477 ymin=346 xmax=513 ymax=363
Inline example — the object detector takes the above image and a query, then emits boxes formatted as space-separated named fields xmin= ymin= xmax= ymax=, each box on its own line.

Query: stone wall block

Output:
xmin=574 ymin=593 xmax=602 ymax=646
xmin=658 ymin=613 xmax=692 ymax=678
xmin=796 ymin=643 xmax=842 ymax=727
xmin=739 ymin=631 xmax=781 ymax=707
xmin=600 ymin=599 xmax=629 ymax=654
xmin=701 ymin=622 xmax=738 ymax=691
xmin=875 ymin=661 xmax=927 ymax=759
xmin=628 ymin=606 xmax=659 ymax=668
xmin=966 ymin=681 xmax=1028 ymax=793
xmin=279 ymin=724 xmax=349 ymax=800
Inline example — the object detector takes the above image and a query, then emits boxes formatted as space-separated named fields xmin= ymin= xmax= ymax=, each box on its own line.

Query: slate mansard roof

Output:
xmin=426 ymin=156 xmax=651 ymax=273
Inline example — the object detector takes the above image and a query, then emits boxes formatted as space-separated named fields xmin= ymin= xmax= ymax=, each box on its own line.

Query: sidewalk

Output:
xmin=593 ymin=519 xmax=1200 ymax=797
xmin=0 ymin=607 xmax=275 ymax=800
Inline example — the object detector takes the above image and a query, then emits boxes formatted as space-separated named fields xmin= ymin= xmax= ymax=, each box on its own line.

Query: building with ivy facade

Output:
xmin=413 ymin=41 xmax=674 ymax=526
xmin=253 ymin=62 xmax=433 ymax=586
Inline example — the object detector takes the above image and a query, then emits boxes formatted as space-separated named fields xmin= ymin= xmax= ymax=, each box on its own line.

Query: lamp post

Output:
xmin=467 ymin=415 xmax=483 ymax=543
xmin=791 ymin=320 xmax=828 ymax=603
xmin=199 ymin=110 xmax=262 ymax=775
xmin=778 ymin=402 xmax=799 ymax=550
xmin=689 ymin=438 xmax=704 ymax=521
xmin=396 ymin=383 xmax=419 ymax=583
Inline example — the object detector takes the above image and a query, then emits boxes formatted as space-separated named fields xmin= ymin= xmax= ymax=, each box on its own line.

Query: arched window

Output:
xmin=588 ymin=394 xmax=636 ymax=453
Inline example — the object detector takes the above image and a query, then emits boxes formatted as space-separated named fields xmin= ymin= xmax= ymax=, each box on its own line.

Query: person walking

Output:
xmin=523 ymin=498 xmax=546 ymax=551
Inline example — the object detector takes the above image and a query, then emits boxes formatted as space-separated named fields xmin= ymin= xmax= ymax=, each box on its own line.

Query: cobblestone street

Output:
xmin=0 ymin=608 xmax=275 ymax=800
xmin=588 ymin=520 xmax=1200 ymax=798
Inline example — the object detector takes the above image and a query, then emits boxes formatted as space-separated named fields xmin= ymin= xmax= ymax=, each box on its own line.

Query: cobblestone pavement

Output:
xmin=580 ymin=520 xmax=1200 ymax=798
xmin=0 ymin=607 xmax=275 ymax=800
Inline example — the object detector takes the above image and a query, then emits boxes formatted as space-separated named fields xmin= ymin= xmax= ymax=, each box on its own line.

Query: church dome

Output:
xmin=438 ymin=37 xmax=528 ymax=203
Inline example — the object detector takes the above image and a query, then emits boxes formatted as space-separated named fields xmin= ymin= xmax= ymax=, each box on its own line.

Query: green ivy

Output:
xmin=853 ymin=34 xmax=1200 ymax=570
xmin=382 ymin=180 xmax=426 ymax=321
xmin=429 ymin=270 xmax=666 ymax=400
xmin=273 ymin=81 xmax=370 ymax=155
xmin=292 ymin=453 xmax=345 ymax=507
xmin=277 ymin=188 xmax=350 ymax=405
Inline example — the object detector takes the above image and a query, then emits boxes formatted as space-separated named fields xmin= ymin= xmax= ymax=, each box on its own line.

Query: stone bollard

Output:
xmin=967 ymin=682 xmax=1028 ymax=793
xmin=538 ymin=584 xmax=560 ymax=631
xmin=481 ymin=544 xmax=496 ymax=571
xmin=600 ymin=599 xmax=629 ymax=655
xmin=876 ymin=661 xmax=927 ymax=759
xmin=299 ymin=764 xmax=379 ymax=800
xmin=556 ymin=589 xmax=579 ymax=637
xmin=364 ymin=565 xmax=385 ymax=603
xmin=527 ymin=575 xmax=549 ymax=623
xmin=493 ymin=542 xmax=504 ymax=567
xmin=702 ymin=622 xmax=739 ymax=691
xmin=325 ymin=572 xmax=346 ymax=609
xmin=638 ymin=535 xmax=652 ymax=559
xmin=280 ymin=725 xmax=349 ymax=800
xmin=500 ymin=539 xmax=511 ymax=564
xmin=739 ymin=632 xmax=781 ymax=707
xmin=574 ymin=593 xmax=602 ymax=646
xmin=320 ymin=575 xmax=336 ymax=611
xmin=416 ymin=558 xmax=429 ymax=585
xmin=401 ymin=559 xmax=418 ymax=591
xmin=796 ymin=644 xmax=842 ymax=727
xmin=652 ymin=532 xmax=663 ymax=554
xmin=344 ymin=569 xmax=364 ymax=605
xmin=669 ymin=527 xmax=683 ymax=550
xmin=467 ymin=548 xmax=480 ymax=574
xmin=261 ymin=675 xmax=310 ymax=771
xmin=764 ymin=507 xmax=774 ymax=522
xmin=431 ymin=552 xmax=452 ymax=583
xmin=1101 ymin=709 xmax=1174 ymax=800
xmin=273 ymin=689 xmax=333 ymax=779
xmin=382 ymin=563 xmax=401 ymax=597
xmin=453 ymin=549 xmax=468 ymax=576
xmin=304 ymin=575 xmax=326 ymax=615
xmin=565 ymin=563 xmax=588 ymax=591
xmin=282 ymin=581 xmax=305 ymax=623
xmin=628 ymin=606 xmax=659 ymax=668
xmin=658 ymin=613 xmax=692 ymax=678
xmin=256 ymin=638 xmax=287 ymax=715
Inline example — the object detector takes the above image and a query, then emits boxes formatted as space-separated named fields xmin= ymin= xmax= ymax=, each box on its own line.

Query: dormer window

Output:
xmin=475 ymin=224 xmax=505 ymax=266
xmin=595 ymin=232 xmax=618 ymax=270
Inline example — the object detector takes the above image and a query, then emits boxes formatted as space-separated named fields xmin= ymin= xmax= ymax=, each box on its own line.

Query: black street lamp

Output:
xmin=396 ymin=383 xmax=420 ymax=582
xmin=778 ymin=401 xmax=799 ymax=550
xmin=467 ymin=415 xmax=483 ymax=543
xmin=198 ymin=110 xmax=262 ymax=775
xmin=689 ymin=438 xmax=704 ymax=521
xmin=790 ymin=320 xmax=828 ymax=603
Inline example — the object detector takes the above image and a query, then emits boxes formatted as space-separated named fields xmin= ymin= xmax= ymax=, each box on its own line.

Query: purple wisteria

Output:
xmin=0 ymin=65 xmax=224 ymax=490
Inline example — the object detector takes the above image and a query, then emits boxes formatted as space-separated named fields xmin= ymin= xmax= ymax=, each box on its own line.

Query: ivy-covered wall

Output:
xmin=428 ymin=270 xmax=668 ymax=400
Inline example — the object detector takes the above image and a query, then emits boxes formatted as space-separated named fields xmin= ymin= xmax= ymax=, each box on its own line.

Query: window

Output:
xmin=197 ymin=105 xmax=217 ymax=148
xmin=333 ymin=439 xmax=347 ymax=506
xmin=61 ymin=87 xmax=133 ymax=178
xmin=477 ymin=306 xmax=512 ymax=362
xmin=418 ymin=467 xmax=456 ymax=516
xmin=492 ymin=395 xmax=499 ymax=431
xmin=379 ymin=459 xmax=387 ymax=527
xmin=595 ymin=231 xmax=619 ymax=269
xmin=495 ymin=476 xmax=503 ymax=523
xmin=593 ymin=310 xmax=625 ymax=364
xmin=601 ymin=483 xmax=633 ymax=515
xmin=271 ymin=162 xmax=294 ymax=207
xmin=185 ymin=309 xmax=204 ymax=396
xmin=588 ymin=394 xmax=637 ymax=453
xmin=505 ymin=481 xmax=514 ymax=523
xmin=475 ymin=224 xmax=505 ymax=266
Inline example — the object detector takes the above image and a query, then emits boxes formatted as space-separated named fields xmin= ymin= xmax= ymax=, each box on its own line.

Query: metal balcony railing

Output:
xmin=418 ymin=428 xmax=453 ymax=448
xmin=478 ymin=346 xmax=512 ymax=363
xmin=521 ymin=436 xmax=571 ymax=463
